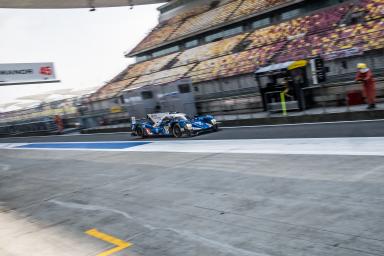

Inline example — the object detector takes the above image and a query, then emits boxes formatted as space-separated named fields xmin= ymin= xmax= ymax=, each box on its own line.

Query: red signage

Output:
xmin=40 ymin=66 xmax=53 ymax=76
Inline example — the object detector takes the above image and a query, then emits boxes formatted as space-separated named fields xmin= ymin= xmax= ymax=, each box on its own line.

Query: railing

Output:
xmin=195 ymin=75 xmax=384 ymax=121
xmin=0 ymin=119 xmax=58 ymax=136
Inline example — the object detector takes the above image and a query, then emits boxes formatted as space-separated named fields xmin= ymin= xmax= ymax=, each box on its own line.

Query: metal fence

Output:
xmin=195 ymin=75 xmax=384 ymax=122
xmin=0 ymin=119 xmax=58 ymax=136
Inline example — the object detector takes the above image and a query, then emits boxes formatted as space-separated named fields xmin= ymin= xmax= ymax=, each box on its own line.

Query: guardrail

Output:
xmin=195 ymin=76 xmax=384 ymax=121
xmin=0 ymin=119 xmax=58 ymax=137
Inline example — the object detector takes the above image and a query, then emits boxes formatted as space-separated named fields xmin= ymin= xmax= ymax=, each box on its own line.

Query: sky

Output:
xmin=0 ymin=4 xmax=161 ymax=110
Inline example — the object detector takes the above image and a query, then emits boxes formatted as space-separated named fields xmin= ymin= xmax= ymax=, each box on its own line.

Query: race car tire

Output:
xmin=209 ymin=121 xmax=219 ymax=131
xmin=142 ymin=128 xmax=149 ymax=138
xmin=136 ymin=127 xmax=143 ymax=137
xmin=136 ymin=127 xmax=148 ymax=138
xmin=172 ymin=124 xmax=183 ymax=138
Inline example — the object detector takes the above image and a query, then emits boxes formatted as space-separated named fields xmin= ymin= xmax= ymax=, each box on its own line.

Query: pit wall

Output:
xmin=195 ymin=53 xmax=384 ymax=115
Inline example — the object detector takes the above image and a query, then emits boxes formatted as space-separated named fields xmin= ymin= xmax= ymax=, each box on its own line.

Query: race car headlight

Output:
xmin=185 ymin=123 xmax=192 ymax=130
xmin=211 ymin=119 xmax=217 ymax=125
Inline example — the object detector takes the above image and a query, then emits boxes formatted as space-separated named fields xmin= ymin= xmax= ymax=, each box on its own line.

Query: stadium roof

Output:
xmin=0 ymin=0 xmax=166 ymax=9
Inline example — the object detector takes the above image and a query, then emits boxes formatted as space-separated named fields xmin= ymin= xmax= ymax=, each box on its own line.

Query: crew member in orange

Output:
xmin=54 ymin=115 xmax=64 ymax=134
xmin=355 ymin=63 xmax=376 ymax=109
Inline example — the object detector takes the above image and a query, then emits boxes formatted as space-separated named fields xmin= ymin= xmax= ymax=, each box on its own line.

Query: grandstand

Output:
xmin=2 ymin=0 xmax=384 ymax=131
xmin=90 ymin=0 xmax=384 ymax=115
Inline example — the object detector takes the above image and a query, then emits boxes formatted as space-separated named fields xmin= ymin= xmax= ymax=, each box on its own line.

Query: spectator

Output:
xmin=355 ymin=63 xmax=377 ymax=109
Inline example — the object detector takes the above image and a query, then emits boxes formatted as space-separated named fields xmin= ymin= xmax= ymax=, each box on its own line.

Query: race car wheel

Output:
xmin=172 ymin=124 xmax=183 ymax=138
xmin=209 ymin=121 xmax=219 ymax=131
xmin=136 ymin=127 xmax=147 ymax=138
xmin=142 ymin=128 xmax=149 ymax=138
xmin=136 ymin=127 xmax=143 ymax=137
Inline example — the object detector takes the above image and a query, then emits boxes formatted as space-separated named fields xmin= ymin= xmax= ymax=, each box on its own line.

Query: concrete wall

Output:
xmin=194 ymin=74 xmax=257 ymax=97
xmin=87 ymin=51 xmax=384 ymax=118
xmin=194 ymin=51 xmax=384 ymax=114
xmin=325 ymin=49 xmax=384 ymax=81
xmin=197 ymin=94 xmax=263 ymax=115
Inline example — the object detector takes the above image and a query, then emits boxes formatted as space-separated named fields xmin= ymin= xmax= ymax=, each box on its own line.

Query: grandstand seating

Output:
xmin=168 ymin=0 xmax=242 ymax=40
xmin=275 ymin=18 xmax=384 ymax=62
xmin=166 ymin=3 xmax=212 ymax=24
xmin=246 ymin=4 xmax=349 ymax=50
xmin=130 ymin=22 xmax=181 ymax=54
xmin=102 ymin=1 xmax=384 ymax=90
xmin=129 ymin=0 xmax=291 ymax=55
xmin=363 ymin=18 xmax=384 ymax=50
xmin=127 ymin=64 xmax=194 ymax=89
xmin=174 ymin=34 xmax=248 ymax=67
xmin=123 ymin=52 xmax=179 ymax=79
xmin=130 ymin=2 xmax=212 ymax=54
xmin=89 ymin=52 xmax=183 ymax=101
xmin=231 ymin=0 xmax=292 ymax=20
xmin=166 ymin=1 xmax=384 ymax=82
xmin=189 ymin=42 xmax=285 ymax=83
xmin=359 ymin=0 xmax=384 ymax=21
xmin=4 ymin=0 xmax=384 ymax=121
xmin=90 ymin=78 xmax=137 ymax=101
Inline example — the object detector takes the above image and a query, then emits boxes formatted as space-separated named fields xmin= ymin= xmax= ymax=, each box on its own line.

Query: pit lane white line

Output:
xmin=1 ymin=137 xmax=384 ymax=156
xmin=0 ymin=131 xmax=132 ymax=140
xmin=222 ymin=118 xmax=384 ymax=129
xmin=121 ymin=137 xmax=384 ymax=156
xmin=0 ymin=143 xmax=28 ymax=149
xmin=1 ymin=119 xmax=383 ymax=141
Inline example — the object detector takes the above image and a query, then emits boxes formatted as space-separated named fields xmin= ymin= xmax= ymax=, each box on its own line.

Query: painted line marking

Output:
xmin=1 ymin=118 xmax=383 ymax=141
xmin=16 ymin=141 xmax=150 ymax=149
xmin=85 ymin=228 xmax=132 ymax=256
xmin=0 ymin=131 xmax=132 ymax=141
xmin=222 ymin=118 xmax=384 ymax=129
xmin=2 ymin=137 xmax=384 ymax=156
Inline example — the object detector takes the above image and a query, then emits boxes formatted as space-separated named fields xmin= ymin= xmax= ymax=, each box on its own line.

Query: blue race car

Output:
xmin=131 ymin=112 xmax=218 ymax=138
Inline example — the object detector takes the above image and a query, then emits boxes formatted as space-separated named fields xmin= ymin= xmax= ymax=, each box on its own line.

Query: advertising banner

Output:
xmin=0 ymin=62 xmax=57 ymax=84
xmin=322 ymin=47 xmax=363 ymax=61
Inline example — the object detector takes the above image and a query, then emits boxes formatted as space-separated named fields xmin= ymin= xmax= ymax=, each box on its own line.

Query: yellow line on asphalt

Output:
xmin=85 ymin=228 xmax=132 ymax=256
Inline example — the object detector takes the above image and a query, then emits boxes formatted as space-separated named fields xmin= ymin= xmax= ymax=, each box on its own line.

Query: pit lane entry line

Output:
xmin=2 ymin=137 xmax=384 ymax=156
xmin=85 ymin=228 xmax=132 ymax=256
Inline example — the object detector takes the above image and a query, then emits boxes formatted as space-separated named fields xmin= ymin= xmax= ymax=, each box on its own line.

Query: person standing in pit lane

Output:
xmin=355 ymin=63 xmax=377 ymax=109
xmin=54 ymin=115 xmax=64 ymax=134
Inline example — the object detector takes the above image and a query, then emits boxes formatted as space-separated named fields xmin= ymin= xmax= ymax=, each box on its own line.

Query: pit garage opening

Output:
xmin=255 ymin=59 xmax=326 ymax=112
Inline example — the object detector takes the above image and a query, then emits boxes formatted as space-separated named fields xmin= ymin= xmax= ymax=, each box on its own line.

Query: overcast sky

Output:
xmin=0 ymin=4 xmax=161 ymax=109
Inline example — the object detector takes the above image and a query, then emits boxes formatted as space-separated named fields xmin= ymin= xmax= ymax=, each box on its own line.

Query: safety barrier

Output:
xmin=0 ymin=119 xmax=58 ymax=137
xmin=194 ymin=74 xmax=384 ymax=122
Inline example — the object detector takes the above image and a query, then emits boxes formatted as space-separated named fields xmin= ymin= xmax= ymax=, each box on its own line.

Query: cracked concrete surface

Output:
xmin=0 ymin=149 xmax=384 ymax=255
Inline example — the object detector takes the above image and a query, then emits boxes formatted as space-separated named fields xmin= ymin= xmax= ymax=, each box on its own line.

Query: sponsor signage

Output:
xmin=310 ymin=57 xmax=326 ymax=85
xmin=0 ymin=62 xmax=57 ymax=84
xmin=110 ymin=105 xmax=123 ymax=113
xmin=322 ymin=47 xmax=363 ymax=61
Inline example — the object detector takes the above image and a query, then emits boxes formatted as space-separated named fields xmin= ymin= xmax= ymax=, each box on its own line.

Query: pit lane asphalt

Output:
xmin=1 ymin=120 xmax=384 ymax=256
xmin=1 ymin=119 xmax=384 ymax=143
xmin=1 ymin=146 xmax=384 ymax=256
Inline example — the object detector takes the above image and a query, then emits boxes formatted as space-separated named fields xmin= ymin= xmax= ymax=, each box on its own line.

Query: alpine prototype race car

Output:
xmin=131 ymin=112 xmax=218 ymax=138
